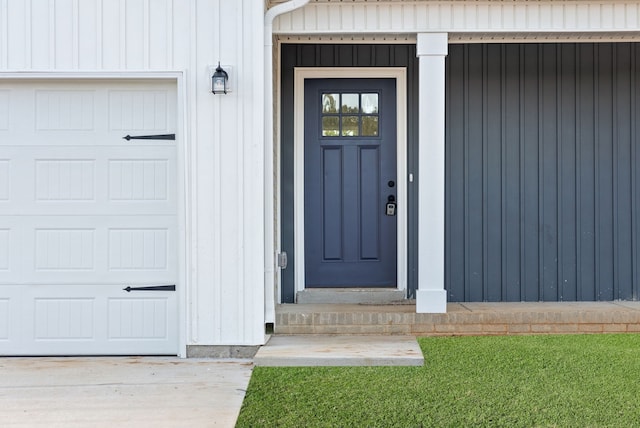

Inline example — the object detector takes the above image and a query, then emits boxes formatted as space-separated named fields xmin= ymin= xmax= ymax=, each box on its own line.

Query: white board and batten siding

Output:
xmin=0 ymin=0 xmax=268 ymax=354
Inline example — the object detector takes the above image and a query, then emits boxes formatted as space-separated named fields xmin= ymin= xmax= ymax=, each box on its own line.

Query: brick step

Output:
xmin=275 ymin=302 xmax=640 ymax=336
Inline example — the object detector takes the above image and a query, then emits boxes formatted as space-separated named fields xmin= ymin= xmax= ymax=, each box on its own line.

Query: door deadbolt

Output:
xmin=386 ymin=195 xmax=396 ymax=216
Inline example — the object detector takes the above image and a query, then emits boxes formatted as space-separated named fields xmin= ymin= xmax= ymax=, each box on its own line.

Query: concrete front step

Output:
xmin=275 ymin=301 xmax=640 ymax=335
xmin=254 ymin=335 xmax=424 ymax=367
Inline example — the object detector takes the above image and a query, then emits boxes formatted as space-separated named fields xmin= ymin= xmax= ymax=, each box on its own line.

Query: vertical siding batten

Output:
xmin=210 ymin=0 xmax=223 ymax=342
xmin=72 ymin=0 xmax=79 ymax=69
xmin=167 ymin=0 xmax=174 ymax=68
xmin=25 ymin=0 xmax=32 ymax=69
xmin=613 ymin=45 xmax=619 ymax=299
xmin=55 ymin=0 xmax=73 ymax=68
xmin=126 ymin=0 xmax=144 ymax=69
xmin=481 ymin=44 xmax=488 ymax=301
xmin=187 ymin=0 xmax=199 ymax=343
xmin=500 ymin=44 xmax=507 ymax=301
xmin=633 ymin=44 xmax=639 ymax=300
xmin=538 ymin=44 xmax=544 ymax=301
xmin=96 ymin=0 xmax=103 ymax=69
xmin=575 ymin=44 xmax=583 ymax=300
xmin=463 ymin=45 xmax=470 ymax=301
xmin=119 ymin=0 xmax=126 ymax=68
xmin=594 ymin=44 xmax=600 ymax=300
xmin=445 ymin=50 xmax=451 ymax=300
xmin=518 ymin=44 xmax=525 ymax=301
xmin=240 ymin=0 xmax=249 ymax=343
xmin=48 ymin=0 xmax=55 ymax=68
xmin=556 ymin=45 xmax=563 ymax=300
xmin=30 ymin=0 xmax=48 ymax=69
xmin=143 ymin=0 xmax=150 ymax=69
xmin=236 ymin=0 xmax=246 ymax=342
xmin=0 ymin=0 xmax=5 ymax=69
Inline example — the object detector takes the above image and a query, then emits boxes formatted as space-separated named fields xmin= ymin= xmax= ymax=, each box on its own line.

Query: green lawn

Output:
xmin=236 ymin=334 xmax=640 ymax=427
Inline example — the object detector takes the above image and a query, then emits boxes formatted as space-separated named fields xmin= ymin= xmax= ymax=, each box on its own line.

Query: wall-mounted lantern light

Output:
xmin=211 ymin=62 xmax=229 ymax=94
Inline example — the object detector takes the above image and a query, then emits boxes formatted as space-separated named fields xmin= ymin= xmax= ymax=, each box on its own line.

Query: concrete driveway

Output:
xmin=0 ymin=357 xmax=253 ymax=428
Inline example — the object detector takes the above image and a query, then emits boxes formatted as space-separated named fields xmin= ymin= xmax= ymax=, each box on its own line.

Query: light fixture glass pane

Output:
xmin=361 ymin=93 xmax=379 ymax=114
xmin=322 ymin=94 xmax=339 ymax=114
xmin=341 ymin=94 xmax=359 ymax=113
xmin=362 ymin=116 xmax=379 ymax=136
xmin=322 ymin=116 xmax=339 ymax=136
xmin=342 ymin=116 xmax=359 ymax=136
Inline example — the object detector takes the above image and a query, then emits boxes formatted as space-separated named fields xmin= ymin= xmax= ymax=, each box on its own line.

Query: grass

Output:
xmin=236 ymin=334 xmax=640 ymax=427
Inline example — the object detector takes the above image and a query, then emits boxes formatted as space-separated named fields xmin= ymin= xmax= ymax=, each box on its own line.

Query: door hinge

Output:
xmin=276 ymin=252 xmax=288 ymax=269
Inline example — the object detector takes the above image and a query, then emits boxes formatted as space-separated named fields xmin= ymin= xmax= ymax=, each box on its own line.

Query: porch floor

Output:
xmin=275 ymin=301 xmax=640 ymax=336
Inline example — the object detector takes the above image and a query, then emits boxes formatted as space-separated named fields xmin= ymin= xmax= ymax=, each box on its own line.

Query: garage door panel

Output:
xmin=108 ymin=89 xmax=175 ymax=132
xmin=0 ymin=216 xmax=176 ymax=285
xmin=0 ymin=228 xmax=10 ymax=272
xmin=107 ymin=227 xmax=173 ymax=273
xmin=108 ymin=158 xmax=172 ymax=202
xmin=35 ymin=89 xmax=96 ymax=131
xmin=34 ymin=297 xmax=97 ymax=341
xmin=0 ymin=159 xmax=9 ymax=200
xmin=0 ymin=285 xmax=177 ymax=355
xmin=0 ymin=156 xmax=31 ymax=209
xmin=35 ymin=159 xmax=96 ymax=201
xmin=0 ymin=90 xmax=9 ymax=130
xmin=0 ymin=287 xmax=26 ymax=350
xmin=0 ymin=81 xmax=176 ymax=146
xmin=0 ymin=295 xmax=11 ymax=342
xmin=34 ymin=227 xmax=96 ymax=272
xmin=108 ymin=297 xmax=171 ymax=340
xmin=0 ymin=80 xmax=178 ymax=355
xmin=0 ymin=222 xmax=24 ymax=282
xmin=0 ymin=146 xmax=176 ymax=216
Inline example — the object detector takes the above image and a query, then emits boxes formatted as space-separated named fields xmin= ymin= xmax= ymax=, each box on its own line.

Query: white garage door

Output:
xmin=0 ymin=79 xmax=179 ymax=355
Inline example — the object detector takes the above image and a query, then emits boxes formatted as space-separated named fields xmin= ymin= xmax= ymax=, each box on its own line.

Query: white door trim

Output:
xmin=293 ymin=67 xmax=407 ymax=294
xmin=0 ymin=71 xmax=189 ymax=356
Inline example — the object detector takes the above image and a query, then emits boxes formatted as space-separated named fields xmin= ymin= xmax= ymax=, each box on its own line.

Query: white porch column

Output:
xmin=416 ymin=33 xmax=448 ymax=313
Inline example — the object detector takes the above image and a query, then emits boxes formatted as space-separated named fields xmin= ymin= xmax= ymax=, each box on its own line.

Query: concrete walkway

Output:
xmin=254 ymin=335 xmax=424 ymax=367
xmin=0 ymin=357 xmax=253 ymax=428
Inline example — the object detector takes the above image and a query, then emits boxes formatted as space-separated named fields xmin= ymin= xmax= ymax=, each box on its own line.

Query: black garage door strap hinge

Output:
xmin=123 ymin=285 xmax=176 ymax=292
xmin=122 ymin=134 xmax=175 ymax=141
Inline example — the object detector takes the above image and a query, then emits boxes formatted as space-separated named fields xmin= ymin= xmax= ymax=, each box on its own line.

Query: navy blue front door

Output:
xmin=304 ymin=78 xmax=397 ymax=287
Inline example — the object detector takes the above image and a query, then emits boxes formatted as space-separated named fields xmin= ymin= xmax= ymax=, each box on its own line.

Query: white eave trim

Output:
xmin=0 ymin=70 xmax=186 ymax=79
xmin=278 ymin=30 xmax=640 ymax=44
xmin=450 ymin=31 xmax=640 ymax=43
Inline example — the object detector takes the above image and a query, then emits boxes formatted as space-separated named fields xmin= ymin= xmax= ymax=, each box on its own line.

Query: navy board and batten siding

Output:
xmin=447 ymin=43 xmax=640 ymax=302
xmin=281 ymin=42 xmax=640 ymax=304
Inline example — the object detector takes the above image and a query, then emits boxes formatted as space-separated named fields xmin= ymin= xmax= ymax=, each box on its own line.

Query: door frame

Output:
xmin=293 ymin=67 xmax=407 ymax=294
